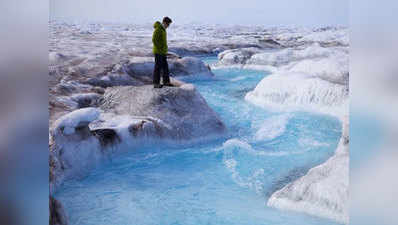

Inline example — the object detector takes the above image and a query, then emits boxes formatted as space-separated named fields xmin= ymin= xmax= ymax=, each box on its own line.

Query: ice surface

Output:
xmin=49 ymin=21 xmax=349 ymax=224
xmin=298 ymin=28 xmax=349 ymax=47
xmin=100 ymin=84 xmax=226 ymax=140
xmin=235 ymin=42 xmax=349 ymax=118
xmin=268 ymin=117 xmax=349 ymax=224
xmin=282 ymin=56 xmax=349 ymax=85
xmin=52 ymin=107 xmax=100 ymax=135
xmin=122 ymin=56 xmax=214 ymax=78
xmin=224 ymin=43 xmax=346 ymax=67
xmin=245 ymin=72 xmax=348 ymax=116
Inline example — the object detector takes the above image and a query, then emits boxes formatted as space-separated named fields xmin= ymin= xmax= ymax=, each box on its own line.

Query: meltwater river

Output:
xmin=55 ymin=57 xmax=342 ymax=225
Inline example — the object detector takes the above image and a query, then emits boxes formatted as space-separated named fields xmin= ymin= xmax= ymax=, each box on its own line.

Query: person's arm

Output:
xmin=152 ymin=29 xmax=162 ymax=50
xmin=152 ymin=29 xmax=166 ymax=53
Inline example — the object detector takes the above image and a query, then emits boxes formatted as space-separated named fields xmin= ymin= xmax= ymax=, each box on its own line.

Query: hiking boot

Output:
xmin=154 ymin=84 xmax=163 ymax=88
xmin=163 ymin=83 xmax=174 ymax=87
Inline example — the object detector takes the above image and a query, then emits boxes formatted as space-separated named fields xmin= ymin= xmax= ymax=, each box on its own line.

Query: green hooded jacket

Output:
xmin=152 ymin=21 xmax=168 ymax=55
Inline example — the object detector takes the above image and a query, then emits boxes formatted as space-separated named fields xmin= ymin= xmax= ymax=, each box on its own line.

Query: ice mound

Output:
xmin=50 ymin=108 xmax=106 ymax=193
xmin=172 ymin=57 xmax=214 ymax=76
xmin=122 ymin=57 xmax=156 ymax=77
xmin=240 ymin=43 xmax=349 ymax=116
xmin=50 ymin=84 xmax=226 ymax=193
xmin=245 ymin=73 xmax=348 ymax=114
xmin=282 ymin=56 xmax=349 ymax=85
xmin=218 ymin=47 xmax=263 ymax=65
xmin=123 ymin=56 xmax=214 ymax=78
xmin=50 ymin=109 xmax=174 ymax=193
xmin=245 ymin=43 xmax=340 ymax=66
xmin=267 ymin=117 xmax=349 ymax=224
xmin=84 ymin=72 xmax=145 ymax=88
xmin=69 ymin=93 xmax=102 ymax=108
xmin=52 ymin=107 xmax=100 ymax=135
xmin=216 ymin=44 xmax=349 ymax=86
xmin=100 ymin=84 xmax=226 ymax=140
xmin=49 ymin=52 xmax=214 ymax=126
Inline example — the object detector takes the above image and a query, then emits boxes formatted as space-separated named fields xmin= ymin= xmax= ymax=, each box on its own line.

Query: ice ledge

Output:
xmin=267 ymin=116 xmax=349 ymax=224
xmin=50 ymin=84 xmax=226 ymax=194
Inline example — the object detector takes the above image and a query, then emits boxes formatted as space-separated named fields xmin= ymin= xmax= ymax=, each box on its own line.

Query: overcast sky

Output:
xmin=50 ymin=0 xmax=348 ymax=27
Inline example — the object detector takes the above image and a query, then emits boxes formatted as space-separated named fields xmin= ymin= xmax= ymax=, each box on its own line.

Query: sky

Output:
xmin=50 ymin=0 xmax=348 ymax=27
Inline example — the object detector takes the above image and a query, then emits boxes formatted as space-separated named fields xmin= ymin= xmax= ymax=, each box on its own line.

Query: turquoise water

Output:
xmin=55 ymin=57 xmax=342 ymax=225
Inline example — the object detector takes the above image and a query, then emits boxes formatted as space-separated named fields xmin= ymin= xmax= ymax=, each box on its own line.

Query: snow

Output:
xmin=212 ymin=42 xmax=350 ymax=117
xmin=53 ymin=107 xmax=100 ymax=135
xmin=282 ymin=56 xmax=349 ymax=85
xmin=298 ymin=28 xmax=349 ymax=46
xmin=245 ymin=72 xmax=348 ymax=115
xmin=244 ymin=43 xmax=340 ymax=66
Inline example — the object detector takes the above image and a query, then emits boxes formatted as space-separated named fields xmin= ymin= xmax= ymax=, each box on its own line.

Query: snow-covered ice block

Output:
xmin=100 ymin=84 xmax=226 ymax=141
xmin=53 ymin=107 xmax=100 ymax=135
xmin=245 ymin=72 xmax=348 ymax=115
xmin=282 ymin=56 xmax=349 ymax=85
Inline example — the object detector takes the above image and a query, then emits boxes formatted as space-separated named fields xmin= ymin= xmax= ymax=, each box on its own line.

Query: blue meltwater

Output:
xmin=55 ymin=57 xmax=342 ymax=225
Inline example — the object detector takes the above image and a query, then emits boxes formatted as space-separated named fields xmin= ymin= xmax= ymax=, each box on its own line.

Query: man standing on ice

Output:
xmin=152 ymin=17 xmax=173 ymax=88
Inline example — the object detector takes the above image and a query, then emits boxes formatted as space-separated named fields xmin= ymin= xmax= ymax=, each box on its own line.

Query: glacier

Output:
xmin=49 ymin=21 xmax=349 ymax=225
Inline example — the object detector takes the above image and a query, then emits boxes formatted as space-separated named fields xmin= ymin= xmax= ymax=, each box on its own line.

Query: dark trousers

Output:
xmin=153 ymin=54 xmax=170 ymax=84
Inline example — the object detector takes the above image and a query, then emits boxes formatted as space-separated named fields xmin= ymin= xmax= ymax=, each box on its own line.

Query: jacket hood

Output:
xmin=153 ymin=21 xmax=163 ymax=29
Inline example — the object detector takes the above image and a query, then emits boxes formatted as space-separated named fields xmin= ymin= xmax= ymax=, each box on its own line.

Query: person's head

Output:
xmin=162 ymin=17 xmax=172 ymax=29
